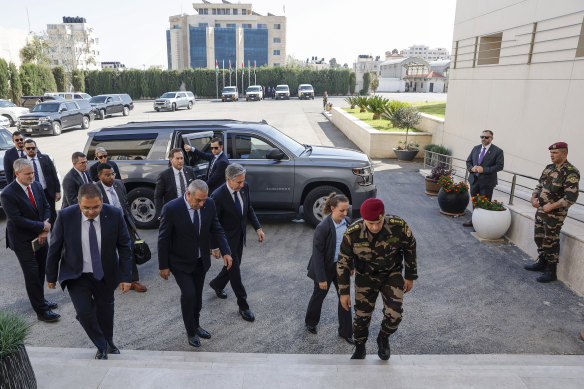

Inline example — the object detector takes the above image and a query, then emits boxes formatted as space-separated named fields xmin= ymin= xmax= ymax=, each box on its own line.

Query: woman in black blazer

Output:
xmin=305 ymin=193 xmax=354 ymax=344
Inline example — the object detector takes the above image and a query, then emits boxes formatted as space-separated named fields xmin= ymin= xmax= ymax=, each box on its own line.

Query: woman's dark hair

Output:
xmin=322 ymin=192 xmax=349 ymax=215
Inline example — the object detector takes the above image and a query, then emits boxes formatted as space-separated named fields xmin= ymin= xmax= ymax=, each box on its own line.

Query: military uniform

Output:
xmin=337 ymin=215 xmax=417 ymax=344
xmin=533 ymin=161 xmax=580 ymax=264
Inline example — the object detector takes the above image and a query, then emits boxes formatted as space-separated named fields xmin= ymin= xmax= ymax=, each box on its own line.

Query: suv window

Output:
xmin=112 ymin=96 xmax=122 ymax=102
xmin=66 ymin=102 xmax=78 ymax=110
xmin=233 ymin=134 xmax=275 ymax=159
xmin=186 ymin=92 xmax=194 ymax=98
xmin=178 ymin=93 xmax=186 ymax=98
xmin=87 ymin=134 xmax=157 ymax=160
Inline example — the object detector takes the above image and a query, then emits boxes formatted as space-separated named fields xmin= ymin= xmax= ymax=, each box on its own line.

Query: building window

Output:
xmin=215 ymin=23 xmax=221 ymax=28
xmin=577 ymin=18 xmax=584 ymax=58
xmin=243 ymin=24 xmax=252 ymax=29
xmin=257 ymin=24 xmax=267 ymax=29
xmin=226 ymin=9 xmax=230 ymax=15
xmin=273 ymin=50 xmax=280 ymax=55
xmin=242 ymin=9 xmax=247 ymax=15
xmin=172 ymin=24 xmax=180 ymax=29
xmin=233 ymin=9 xmax=238 ymax=15
xmin=477 ymin=32 xmax=503 ymax=65
xmin=212 ymin=8 xmax=217 ymax=15
xmin=274 ymin=24 xmax=281 ymax=30
xmin=244 ymin=29 xmax=268 ymax=68
xmin=199 ymin=23 xmax=208 ymax=28
xmin=220 ymin=9 xmax=226 ymax=15
xmin=227 ymin=23 xmax=236 ymax=28
xmin=273 ymin=37 xmax=281 ymax=43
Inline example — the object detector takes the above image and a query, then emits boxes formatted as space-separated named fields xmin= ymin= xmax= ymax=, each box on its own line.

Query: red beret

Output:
xmin=360 ymin=198 xmax=385 ymax=221
xmin=549 ymin=142 xmax=568 ymax=150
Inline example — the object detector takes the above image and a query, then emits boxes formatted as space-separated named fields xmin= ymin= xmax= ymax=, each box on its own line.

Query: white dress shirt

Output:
xmin=75 ymin=168 xmax=89 ymax=184
xmin=173 ymin=167 xmax=187 ymax=198
xmin=16 ymin=180 xmax=36 ymax=203
xmin=81 ymin=213 xmax=102 ymax=273
xmin=230 ymin=188 xmax=243 ymax=215
xmin=100 ymin=182 xmax=121 ymax=209
xmin=27 ymin=155 xmax=47 ymax=190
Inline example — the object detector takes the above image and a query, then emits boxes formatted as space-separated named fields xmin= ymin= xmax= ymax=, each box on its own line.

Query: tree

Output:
xmin=52 ymin=66 xmax=66 ymax=91
xmin=71 ymin=70 xmax=85 ymax=92
xmin=9 ymin=62 xmax=22 ymax=104
xmin=329 ymin=58 xmax=338 ymax=68
xmin=361 ymin=71 xmax=371 ymax=95
xmin=343 ymin=63 xmax=348 ymax=69
xmin=393 ymin=105 xmax=421 ymax=149
xmin=0 ymin=59 xmax=9 ymax=99
xmin=20 ymin=36 xmax=50 ymax=65
xmin=392 ymin=48 xmax=398 ymax=54
xmin=46 ymin=28 xmax=97 ymax=76
xmin=349 ymin=72 xmax=356 ymax=94
xmin=370 ymin=74 xmax=379 ymax=94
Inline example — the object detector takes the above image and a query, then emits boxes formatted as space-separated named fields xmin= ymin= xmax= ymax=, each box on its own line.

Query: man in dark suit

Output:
xmin=96 ymin=162 xmax=147 ymax=292
xmin=209 ymin=163 xmax=264 ymax=322
xmin=3 ymin=131 xmax=26 ymax=184
xmin=158 ymin=179 xmax=232 ymax=348
xmin=89 ymin=147 xmax=121 ymax=182
xmin=62 ymin=152 xmax=91 ymax=209
xmin=1 ymin=158 xmax=60 ymax=322
xmin=22 ymin=139 xmax=61 ymax=226
xmin=46 ymin=184 xmax=133 ymax=360
xmin=154 ymin=148 xmax=196 ymax=218
xmin=184 ymin=137 xmax=229 ymax=193
xmin=464 ymin=130 xmax=505 ymax=226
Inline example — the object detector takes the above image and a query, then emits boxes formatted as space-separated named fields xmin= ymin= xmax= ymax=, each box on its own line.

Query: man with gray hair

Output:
xmin=158 ymin=179 xmax=232 ymax=348
xmin=89 ymin=147 xmax=121 ymax=182
xmin=209 ymin=163 xmax=265 ymax=322
xmin=1 ymin=158 xmax=60 ymax=322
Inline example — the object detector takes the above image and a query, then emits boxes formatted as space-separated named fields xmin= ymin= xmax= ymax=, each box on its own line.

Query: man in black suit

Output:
xmin=89 ymin=147 xmax=121 ymax=182
xmin=47 ymin=184 xmax=133 ymax=360
xmin=184 ymin=137 xmax=229 ymax=193
xmin=1 ymin=159 xmax=60 ymax=322
xmin=96 ymin=163 xmax=147 ymax=293
xmin=158 ymin=179 xmax=232 ymax=348
xmin=3 ymin=131 xmax=26 ymax=184
xmin=22 ymin=139 xmax=61 ymax=226
xmin=154 ymin=148 xmax=196 ymax=219
xmin=464 ymin=130 xmax=505 ymax=226
xmin=209 ymin=163 xmax=264 ymax=322
xmin=62 ymin=152 xmax=91 ymax=208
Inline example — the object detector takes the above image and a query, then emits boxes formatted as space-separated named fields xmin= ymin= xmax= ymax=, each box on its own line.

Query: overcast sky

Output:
xmin=3 ymin=0 xmax=457 ymax=69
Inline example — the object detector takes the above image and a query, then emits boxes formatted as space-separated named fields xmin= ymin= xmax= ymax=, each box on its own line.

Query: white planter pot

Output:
xmin=472 ymin=207 xmax=511 ymax=240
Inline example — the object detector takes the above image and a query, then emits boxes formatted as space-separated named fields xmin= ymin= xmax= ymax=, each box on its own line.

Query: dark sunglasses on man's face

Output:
xmin=14 ymin=138 xmax=24 ymax=142
xmin=97 ymin=155 xmax=108 ymax=159
xmin=25 ymin=146 xmax=36 ymax=150
xmin=210 ymin=146 xmax=220 ymax=150
xmin=480 ymin=136 xmax=491 ymax=139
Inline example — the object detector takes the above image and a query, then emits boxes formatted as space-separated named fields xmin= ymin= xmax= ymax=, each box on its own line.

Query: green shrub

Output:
xmin=8 ymin=62 xmax=22 ymax=104
xmin=365 ymin=95 xmax=389 ymax=120
xmin=52 ymin=67 xmax=66 ymax=92
xmin=344 ymin=96 xmax=358 ymax=109
xmin=392 ymin=105 xmax=421 ymax=148
xmin=0 ymin=59 xmax=9 ymax=99
xmin=0 ymin=310 xmax=32 ymax=360
xmin=349 ymin=72 xmax=356 ymax=94
xmin=381 ymin=100 xmax=409 ymax=126
xmin=362 ymin=72 xmax=371 ymax=95
xmin=424 ymin=143 xmax=437 ymax=151
xmin=19 ymin=63 xmax=57 ymax=96
xmin=431 ymin=145 xmax=451 ymax=155
xmin=355 ymin=96 xmax=368 ymax=112
xmin=71 ymin=70 xmax=85 ymax=92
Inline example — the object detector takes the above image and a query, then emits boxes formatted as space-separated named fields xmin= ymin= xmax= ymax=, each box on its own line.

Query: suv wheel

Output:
xmin=52 ymin=121 xmax=62 ymax=136
xmin=81 ymin=116 xmax=90 ymax=129
xmin=171 ymin=103 xmax=176 ymax=112
xmin=99 ymin=109 xmax=106 ymax=120
xmin=123 ymin=106 xmax=130 ymax=116
xmin=128 ymin=187 xmax=158 ymax=229
xmin=187 ymin=101 xmax=193 ymax=109
xmin=303 ymin=186 xmax=341 ymax=227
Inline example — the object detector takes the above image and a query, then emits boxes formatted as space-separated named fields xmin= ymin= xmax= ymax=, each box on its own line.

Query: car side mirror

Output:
xmin=59 ymin=108 xmax=67 ymax=113
xmin=266 ymin=148 xmax=285 ymax=160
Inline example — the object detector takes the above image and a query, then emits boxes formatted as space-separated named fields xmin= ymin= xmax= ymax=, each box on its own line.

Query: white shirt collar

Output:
xmin=333 ymin=217 xmax=347 ymax=227
xmin=16 ymin=179 xmax=31 ymax=192
xmin=172 ymin=166 xmax=183 ymax=175
xmin=214 ymin=151 xmax=223 ymax=159
xmin=82 ymin=213 xmax=101 ymax=224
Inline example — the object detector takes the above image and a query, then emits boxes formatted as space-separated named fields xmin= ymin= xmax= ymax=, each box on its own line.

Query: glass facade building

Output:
xmin=189 ymin=26 xmax=207 ymax=68
xmin=214 ymin=28 xmax=237 ymax=68
xmin=244 ymin=29 xmax=268 ymax=67
xmin=166 ymin=30 xmax=172 ymax=69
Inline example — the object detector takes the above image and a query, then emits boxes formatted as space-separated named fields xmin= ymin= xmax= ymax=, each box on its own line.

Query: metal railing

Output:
xmin=423 ymin=150 xmax=584 ymax=223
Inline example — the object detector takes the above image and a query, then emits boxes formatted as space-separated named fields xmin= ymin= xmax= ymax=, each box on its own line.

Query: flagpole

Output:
xmin=254 ymin=60 xmax=256 ymax=85
xmin=215 ymin=59 xmax=218 ymax=99
xmin=241 ymin=61 xmax=244 ymax=94
xmin=222 ymin=60 xmax=225 ymax=89
xmin=248 ymin=60 xmax=250 ymax=86
xmin=235 ymin=59 xmax=238 ymax=93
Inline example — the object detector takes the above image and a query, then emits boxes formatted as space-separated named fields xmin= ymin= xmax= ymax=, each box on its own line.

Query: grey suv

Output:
xmin=83 ymin=120 xmax=376 ymax=228
xmin=154 ymin=91 xmax=195 ymax=111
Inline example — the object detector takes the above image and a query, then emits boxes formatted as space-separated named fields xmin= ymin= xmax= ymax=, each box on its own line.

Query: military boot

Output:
xmin=524 ymin=256 xmax=546 ymax=272
xmin=377 ymin=333 xmax=390 ymax=360
xmin=350 ymin=342 xmax=366 ymax=359
xmin=536 ymin=263 xmax=557 ymax=283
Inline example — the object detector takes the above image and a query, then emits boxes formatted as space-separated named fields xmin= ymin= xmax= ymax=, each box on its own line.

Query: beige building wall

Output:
xmin=444 ymin=0 xmax=584 ymax=176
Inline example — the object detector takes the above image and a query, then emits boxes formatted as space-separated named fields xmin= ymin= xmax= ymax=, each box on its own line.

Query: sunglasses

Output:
xmin=14 ymin=138 xmax=24 ymax=142
xmin=480 ymin=136 xmax=491 ymax=139
xmin=97 ymin=155 xmax=108 ymax=159
xmin=25 ymin=146 xmax=36 ymax=150
xmin=210 ymin=146 xmax=220 ymax=150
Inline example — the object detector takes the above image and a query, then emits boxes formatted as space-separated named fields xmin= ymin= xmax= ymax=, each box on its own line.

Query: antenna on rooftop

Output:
xmin=26 ymin=7 xmax=31 ymax=32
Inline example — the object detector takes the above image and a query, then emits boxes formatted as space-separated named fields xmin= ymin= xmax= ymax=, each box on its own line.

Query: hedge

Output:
xmin=8 ymin=63 xmax=22 ymax=104
xmin=19 ymin=63 xmax=57 ymax=96
xmin=0 ymin=59 xmax=9 ymax=99
xmin=52 ymin=67 xmax=66 ymax=92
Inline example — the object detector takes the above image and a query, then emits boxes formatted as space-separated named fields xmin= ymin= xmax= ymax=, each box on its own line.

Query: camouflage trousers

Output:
xmin=353 ymin=271 xmax=404 ymax=343
xmin=534 ymin=208 xmax=567 ymax=264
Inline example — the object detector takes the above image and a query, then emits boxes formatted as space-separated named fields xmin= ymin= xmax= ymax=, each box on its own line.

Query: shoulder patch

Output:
xmin=387 ymin=217 xmax=404 ymax=225
xmin=568 ymin=176 xmax=579 ymax=184
xmin=346 ymin=223 xmax=361 ymax=234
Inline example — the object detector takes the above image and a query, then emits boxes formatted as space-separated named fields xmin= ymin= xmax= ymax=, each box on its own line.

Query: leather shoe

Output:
xmin=306 ymin=325 xmax=317 ymax=334
xmin=130 ymin=282 xmax=147 ymax=292
xmin=196 ymin=327 xmax=211 ymax=339
xmin=339 ymin=334 xmax=355 ymax=345
xmin=37 ymin=310 xmax=60 ymax=322
xmin=188 ymin=335 xmax=201 ymax=348
xmin=95 ymin=348 xmax=108 ymax=360
xmin=106 ymin=340 xmax=120 ymax=354
xmin=44 ymin=300 xmax=58 ymax=310
xmin=462 ymin=221 xmax=473 ymax=227
xmin=209 ymin=283 xmax=227 ymax=299
xmin=239 ymin=309 xmax=255 ymax=322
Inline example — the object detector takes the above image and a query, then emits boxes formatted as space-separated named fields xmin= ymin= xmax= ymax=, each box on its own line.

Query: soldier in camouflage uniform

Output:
xmin=337 ymin=198 xmax=417 ymax=360
xmin=525 ymin=142 xmax=580 ymax=282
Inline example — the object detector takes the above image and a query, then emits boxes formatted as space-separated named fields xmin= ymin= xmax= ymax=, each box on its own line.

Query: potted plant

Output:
xmin=391 ymin=105 xmax=422 ymax=161
xmin=0 ymin=310 xmax=36 ymax=388
xmin=471 ymin=195 xmax=512 ymax=240
xmin=425 ymin=163 xmax=453 ymax=196
xmin=437 ymin=175 xmax=470 ymax=215
xmin=365 ymin=95 xmax=388 ymax=120
xmin=356 ymin=96 xmax=368 ymax=113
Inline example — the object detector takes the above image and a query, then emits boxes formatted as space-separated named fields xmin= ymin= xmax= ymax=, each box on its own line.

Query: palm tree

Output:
xmin=344 ymin=96 xmax=357 ymax=109
xmin=356 ymin=96 xmax=368 ymax=113
xmin=365 ymin=95 xmax=389 ymax=120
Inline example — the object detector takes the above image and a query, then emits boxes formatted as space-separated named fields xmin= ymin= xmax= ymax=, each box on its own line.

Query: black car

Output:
xmin=18 ymin=101 xmax=93 ymax=136
xmin=90 ymin=94 xmax=133 ymax=119
xmin=0 ymin=126 xmax=17 ymax=205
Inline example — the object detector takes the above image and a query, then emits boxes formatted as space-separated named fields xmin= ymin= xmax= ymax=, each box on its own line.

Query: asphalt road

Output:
xmin=1 ymin=96 xmax=583 ymax=355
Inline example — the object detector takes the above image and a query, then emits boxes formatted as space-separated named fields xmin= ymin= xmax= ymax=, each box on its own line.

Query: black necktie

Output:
xmin=192 ymin=209 xmax=200 ymax=237
xmin=233 ymin=191 xmax=242 ymax=215
xmin=19 ymin=149 xmax=25 ymax=157
xmin=32 ymin=158 xmax=40 ymax=182
xmin=82 ymin=172 xmax=88 ymax=184
xmin=178 ymin=170 xmax=186 ymax=197
xmin=88 ymin=219 xmax=104 ymax=280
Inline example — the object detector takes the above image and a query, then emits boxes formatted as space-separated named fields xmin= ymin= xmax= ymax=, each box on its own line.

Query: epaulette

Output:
xmin=345 ymin=220 xmax=362 ymax=234
xmin=386 ymin=215 xmax=405 ymax=225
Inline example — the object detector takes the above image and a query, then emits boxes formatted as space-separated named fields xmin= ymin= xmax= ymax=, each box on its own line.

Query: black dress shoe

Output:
xmin=95 ymin=348 xmax=108 ymax=360
xmin=196 ymin=327 xmax=211 ymax=339
xmin=188 ymin=335 xmax=201 ymax=348
xmin=44 ymin=300 xmax=58 ymax=310
xmin=306 ymin=325 xmax=317 ymax=334
xmin=239 ymin=309 xmax=255 ymax=322
xmin=339 ymin=334 xmax=355 ymax=345
xmin=209 ymin=283 xmax=227 ymax=299
xmin=106 ymin=340 xmax=120 ymax=354
xmin=37 ymin=310 xmax=60 ymax=322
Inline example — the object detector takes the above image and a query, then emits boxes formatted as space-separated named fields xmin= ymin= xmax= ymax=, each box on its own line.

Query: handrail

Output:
xmin=423 ymin=150 xmax=584 ymax=223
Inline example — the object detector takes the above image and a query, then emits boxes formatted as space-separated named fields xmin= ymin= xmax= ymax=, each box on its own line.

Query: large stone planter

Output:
xmin=0 ymin=345 xmax=37 ymax=388
xmin=393 ymin=149 xmax=419 ymax=162
xmin=437 ymin=188 xmax=470 ymax=216
xmin=472 ymin=208 xmax=512 ymax=240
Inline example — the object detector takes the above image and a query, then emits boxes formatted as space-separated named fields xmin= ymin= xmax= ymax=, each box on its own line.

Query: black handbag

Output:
xmin=133 ymin=232 xmax=151 ymax=265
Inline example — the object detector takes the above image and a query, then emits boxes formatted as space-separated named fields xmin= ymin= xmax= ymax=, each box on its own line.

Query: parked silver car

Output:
xmin=154 ymin=91 xmax=195 ymax=111
xmin=0 ymin=99 xmax=30 ymax=127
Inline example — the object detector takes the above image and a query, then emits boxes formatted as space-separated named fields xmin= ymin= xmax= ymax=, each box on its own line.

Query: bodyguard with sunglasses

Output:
xmin=184 ymin=137 xmax=229 ymax=193
xmin=89 ymin=147 xmax=121 ymax=183
xmin=4 ymin=131 xmax=27 ymax=184
xmin=463 ymin=130 xmax=504 ymax=227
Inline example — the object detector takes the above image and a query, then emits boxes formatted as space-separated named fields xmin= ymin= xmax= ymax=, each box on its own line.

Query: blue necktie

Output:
xmin=233 ymin=191 xmax=242 ymax=215
xmin=19 ymin=149 xmax=25 ymax=157
xmin=192 ymin=209 xmax=200 ymax=237
xmin=476 ymin=147 xmax=486 ymax=177
xmin=32 ymin=158 xmax=40 ymax=182
xmin=88 ymin=219 xmax=104 ymax=280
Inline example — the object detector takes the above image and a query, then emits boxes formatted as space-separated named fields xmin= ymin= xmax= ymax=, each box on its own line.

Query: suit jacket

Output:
xmin=1 ymin=181 xmax=50 ymax=251
xmin=46 ymin=203 xmax=132 ymax=291
xmin=158 ymin=196 xmax=230 ymax=274
xmin=3 ymin=147 xmax=26 ymax=184
xmin=96 ymin=180 xmax=136 ymax=232
xmin=466 ymin=144 xmax=504 ymax=187
xmin=154 ymin=166 xmax=196 ymax=216
xmin=307 ymin=215 xmax=351 ymax=283
xmin=189 ymin=149 xmax=229 ymax=193
xmin=89 ymin=160 xmax=121 ymax=183
xmin=62 ymin=168 xmax=91 ymax=209
xmin=23 ymin=154 xmax=60 ymax=201
xmin=210 ymin=182 xmax=261 ymax=254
